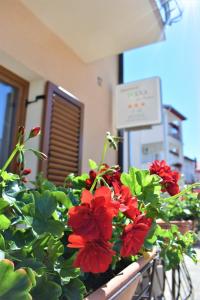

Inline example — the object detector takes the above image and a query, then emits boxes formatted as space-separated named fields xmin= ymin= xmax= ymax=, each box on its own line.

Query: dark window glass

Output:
xmin=0 ymin=82 xmax=18 ymax=166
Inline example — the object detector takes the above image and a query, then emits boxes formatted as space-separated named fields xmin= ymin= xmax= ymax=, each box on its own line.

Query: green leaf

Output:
xmin=47 ymin=238 xmax=64 ymax=262
xmin=0 ymin=234 xmax=5 ymax=250
xmin=63 ymin=278 xmax=86 ymax=300
xmin=0 ymin=214 xmax=11 ymax=230
xmin=52 ymin=191 xmax=72 ymax=209
xmin=17 ymin=258 xmax=45 ymax=272
xmin=31 ymin=276 xmax=62 ymax=300
xmin=129 ymin=168 xmax=141 ymax=195
xmin=60 ymin=255 xmax=80 ymax=282
xmin=88 ymin=159 xmax=98 ymax=170
xmin=34 ymin=191 xmax=57 ymax=219
xmin=32 ymin=218 xmax=64 ymax=236
xmin=120 ymin=173 xmax=135 ymax=195
xmin=0 ymin=260 xmax=33 ymax=300
xmin=0 ymin=171 xmax=19 ymax=182
xmin=0 ymin=198 xmax=9 ymax=211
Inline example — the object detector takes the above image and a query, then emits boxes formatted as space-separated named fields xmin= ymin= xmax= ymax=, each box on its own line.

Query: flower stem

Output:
xmin=165 ymin=182 xmax=200 ymax=201
xmin=0 ymin=145 xmax=19 ymax=174
xmin=99 ymin=138 xmax=108 ymax=170
xmin=90 ymin=176 xmax=98 ymax=192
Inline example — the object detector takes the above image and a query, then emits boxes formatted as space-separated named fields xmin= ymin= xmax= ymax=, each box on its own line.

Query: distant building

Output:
xmin=195 ymin=162 xmax=200 ymax=182
xmin=123 ymin=105 xmax=186 ymax=172
xmin=183 ymin=156 xmax=196 ymax=184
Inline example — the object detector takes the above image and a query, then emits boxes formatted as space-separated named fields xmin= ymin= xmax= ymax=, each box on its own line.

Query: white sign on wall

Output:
xmin=115 ymin=77 xmax=162 ymax=129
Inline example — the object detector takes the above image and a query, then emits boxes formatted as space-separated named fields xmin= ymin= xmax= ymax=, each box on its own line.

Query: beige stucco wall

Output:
xmin=0 ymin=0 xmax=118 ymax=178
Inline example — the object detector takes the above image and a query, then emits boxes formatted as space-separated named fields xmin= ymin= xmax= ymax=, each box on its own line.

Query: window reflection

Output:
xmin=0 ymin=82 xmax=17 ymax=167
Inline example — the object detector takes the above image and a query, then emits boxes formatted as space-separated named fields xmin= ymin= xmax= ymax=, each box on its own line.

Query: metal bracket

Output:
xmin=25 ymin=95 xmax=45 ymax=107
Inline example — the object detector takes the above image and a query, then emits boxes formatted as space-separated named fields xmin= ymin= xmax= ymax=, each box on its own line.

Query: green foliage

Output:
xmin=31 ymin=275 xmax=62 ymax=300
xmin=0 ymin=178 xmax=86 ymax=299
xmin=0 ymin=130 xmax=198 ymax=299
xmin=161 ymin=192 xmax=200 ymax=221
xmin=0 ymin=214 xmax=11 ymax=230
xmin=121 ymin=167 xmax=161 ymax=218
xmin=146 ymin=225 xmax=197 ymax=270
xmin=62 ymin=278 xmax=86 ymax=300
xmin=0 ymin=259 xmax=33 ymax=300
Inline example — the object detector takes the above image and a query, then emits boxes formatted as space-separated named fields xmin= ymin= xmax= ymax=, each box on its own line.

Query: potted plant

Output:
xmin=147 ymin=160 xmax=200 ymax=234
xmin=0 ymin=129 xmax=197 ymax=299
xmin=158 ymin=192 xmax=199 ymax=233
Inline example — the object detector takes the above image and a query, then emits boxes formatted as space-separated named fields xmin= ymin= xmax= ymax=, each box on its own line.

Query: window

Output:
xmin=40 ymin=82 xmax=84 ymax=185
xmin=0 ymin=66 xmax=29 ymax=169
xmin=168 ymin=122 xmax=181 ymax=140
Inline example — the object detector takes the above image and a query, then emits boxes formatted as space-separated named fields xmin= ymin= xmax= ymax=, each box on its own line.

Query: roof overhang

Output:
xmin=20 ymin=0 xmax=165 ymax=63
xmin=164 ymin=105 xmax=187 ymax=121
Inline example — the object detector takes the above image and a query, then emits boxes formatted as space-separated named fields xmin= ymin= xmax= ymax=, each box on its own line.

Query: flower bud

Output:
xmin=39 ymin=152 xmax=48 ymax=160
xmin=29 ymin=127 xmax=41 ymax=138
xmin=21 ymin=177 xmax=28 ymax=183
xmin=18 ymin=126 xmax=25 ymax=136
xmin=22 ymin=168 xmax=32 ymax=176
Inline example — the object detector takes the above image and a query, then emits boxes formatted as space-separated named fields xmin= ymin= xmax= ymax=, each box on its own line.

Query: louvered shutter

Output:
xmin=40 ymin=82 xmax=84 ymax=185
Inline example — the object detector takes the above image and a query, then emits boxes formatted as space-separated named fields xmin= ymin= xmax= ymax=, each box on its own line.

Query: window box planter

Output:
xmin=84 ymin=249 xmax=156 ymax=300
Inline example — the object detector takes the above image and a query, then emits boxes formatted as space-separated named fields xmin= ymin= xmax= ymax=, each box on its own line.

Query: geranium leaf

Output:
xmin=0 ymin=234 xmax=5 ymax=250
xmin=0 ymin=260 xmax=33 ymax=300
xmin=0 ymin=214 xmax=11 ymax=230
xmin=63 ymin=278 xmax=86 ymax=300
xmin=34 ymin=191 xmax=57 ymax=219
xmin=52 ymin=191 xmax=72 ymax=209
xmin=88 ymin=159 xmax=98 ymax=170
xmin=32 ymin=218 xmax=64 ymax=236
xmin=31 ymin=276 xmax=62 ymax=300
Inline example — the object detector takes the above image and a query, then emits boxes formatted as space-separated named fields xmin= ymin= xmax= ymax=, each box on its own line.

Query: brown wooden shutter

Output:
xmin=40 ymin=82 xmax=84 ymax=185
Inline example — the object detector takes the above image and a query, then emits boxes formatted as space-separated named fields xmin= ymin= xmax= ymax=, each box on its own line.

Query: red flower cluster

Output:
xmin=67 ymin=187 xmax=119 ymax=273
xmin=120 ymin=215 xmax=152 ymax=257
xmin=149 ymin=160 xmax=180 ymax=196
xmin=68 ymin=235 xmax=115 ymax=273
xmin=113 ymin=184 xmax=140 ymax=220
xmin=85 ymin=164 xmax=121 ymax=190
xmin=68 ymin=185 xmax=152 ymax=273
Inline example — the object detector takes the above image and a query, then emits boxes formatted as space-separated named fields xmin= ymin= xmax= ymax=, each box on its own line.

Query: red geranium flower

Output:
xmin=149 ymin=160 xmax=180 ymax=196
xmin=113 ymin=184 xmax=140 ymax=220
xmin=85 ymin=164 xmax=121 ymax=190
xmin=68 ymin=234 xmax=115 ymax=273
xmin=120 ymin=215 xmax=152 ymax=257
xmin=166 ymin=182 xmax=180 ymax=196
xmin=68 ymin=187 xmax=119 ymax=240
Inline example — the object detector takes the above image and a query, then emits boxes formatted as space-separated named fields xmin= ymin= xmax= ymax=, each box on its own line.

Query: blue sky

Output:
xmin=124 ymin=0 xmax=200 ymax=161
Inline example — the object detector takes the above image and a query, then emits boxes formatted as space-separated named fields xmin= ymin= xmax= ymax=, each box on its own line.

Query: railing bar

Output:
xmin=179 ymin=266 xmax=191 ymax=289
xmin=108 ymin=272 xmax=141 ymax=300
xmin=133 ymin=283 xmax=151 ymax=300
xmin=154 ymin=264 xmax=165 ymax=293
xmin=149 ymin=259 xmax=157 ymax=299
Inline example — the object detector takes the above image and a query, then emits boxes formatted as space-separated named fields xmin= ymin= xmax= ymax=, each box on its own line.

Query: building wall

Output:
xmin=124 ymin=108 xmax=186 ymax=170
xmin=183 ymin=158 xmax=196 ymax=184
xmin=124 ymin=124 xmax=164 ymax=170
xmin=0 ymin=0 xmax=118 ymax=179
xmin=166 ymin=109 xmax=184 ymax=168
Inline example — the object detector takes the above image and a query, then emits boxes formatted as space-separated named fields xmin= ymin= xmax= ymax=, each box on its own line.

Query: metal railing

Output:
xmin=129 ymin=255 xmax=193 ymax=299
xmin=156 ymin=0 xmax=183 ymax=25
